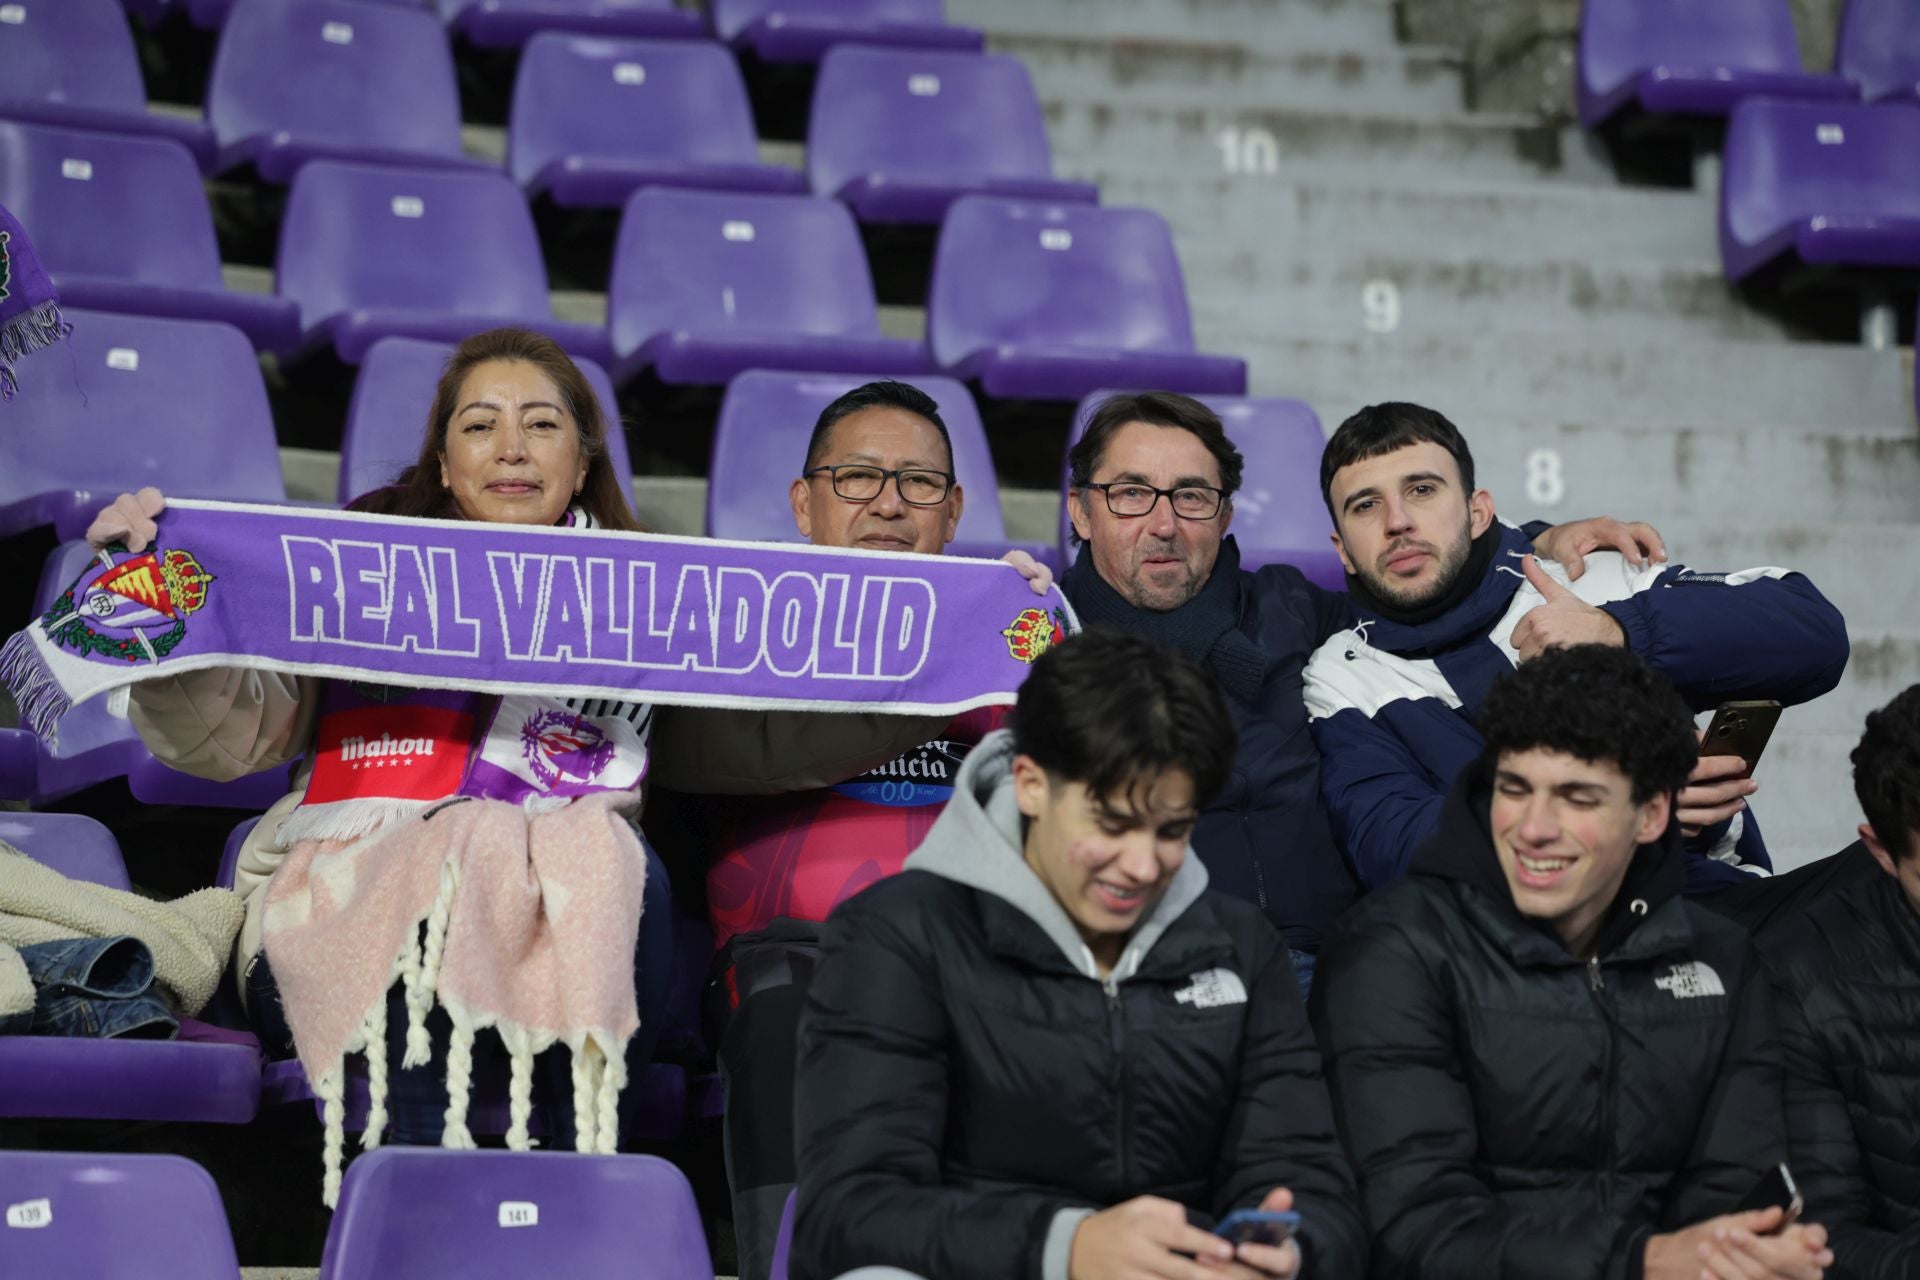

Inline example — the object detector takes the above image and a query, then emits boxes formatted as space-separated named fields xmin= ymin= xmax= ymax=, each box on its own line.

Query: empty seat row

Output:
xmin=1578 ymin=0 xmax=1920 ymax=132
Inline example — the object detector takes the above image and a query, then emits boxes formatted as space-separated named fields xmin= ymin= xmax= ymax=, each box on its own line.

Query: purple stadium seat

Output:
xmin=1719 ymin=98 xmax=1920 ymax=283
xmin=1058 ymin=393 xmax=1341 ymax=589
xmin=1838 ymin=0 xmax=1920 ymax=104
xmin=0 ymin=0 xmax=216 ymax=169
xmin=928 ymin=197 xmax=1246 ymax=401
xmin=769 ymin=1190 xmax=796 ymax=1280
xmin=442 ymin=0 xmax=702 ymax=49
xmin=317 ymin=1149 xmax=713 ymax=1280
xmin=120 ymin=0 xmax=179 ymax=26
xmin=0 ymin=1153 xmax=242 ymax=1278
xmin=340 ymin=336 xmax=633 ymax=503
xmin=16 ymin=541 xmax=296 ymax=807
xmin=707 ymin=369 xmax=1007 ymax=543
xmin=607 ymin=188 xmax=928 ymax=387
xmin=1577 ymin=0 xmax=1855 ymax=130
xmin=0 ymin=122 xmax=299 ymax=354
xmin=0 ymin=815 xmax=264 ymax=1124
xmin=189 ymin=0 xmax=424 ymax=28
xmin=713 ymin=0 xmax=981 ymax=63
xmin=206 ymin=0 xmax=484 ymax=182
xmin=0 ymin=309 xmax=286 ymax=541
xmin=509 ymin=34 xmax=807 ymax=207
xmin=808 ymin=45 xmax=1098 ymax=224
xmin=277 ymin=160 xmax=611 ymax=365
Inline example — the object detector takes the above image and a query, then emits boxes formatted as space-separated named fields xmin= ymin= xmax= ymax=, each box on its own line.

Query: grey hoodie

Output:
xmin=903 ymin=728 xmax=1214 ymax=1280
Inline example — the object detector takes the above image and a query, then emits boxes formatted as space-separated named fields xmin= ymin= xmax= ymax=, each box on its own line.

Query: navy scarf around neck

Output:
xmin=1064 ymin=536 xmax=1273 ymax=703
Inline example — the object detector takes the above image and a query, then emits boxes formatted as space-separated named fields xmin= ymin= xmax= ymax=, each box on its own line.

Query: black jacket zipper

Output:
xmin=1106 ymin=977 xmax=1128 ymax=1184
xmin=1589 ymin=954 xmax=1618 ymax=1211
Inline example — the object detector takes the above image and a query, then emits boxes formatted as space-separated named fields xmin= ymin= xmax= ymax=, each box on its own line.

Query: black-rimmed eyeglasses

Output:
xmin=1083 ymin=482 xmax=1227 ymax=520
xmin=804 ymin=464 xmax=955 ymax=507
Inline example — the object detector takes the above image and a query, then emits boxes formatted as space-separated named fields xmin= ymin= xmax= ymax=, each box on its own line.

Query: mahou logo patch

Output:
xmin=304 ymin=706 xmax=473 ymax=803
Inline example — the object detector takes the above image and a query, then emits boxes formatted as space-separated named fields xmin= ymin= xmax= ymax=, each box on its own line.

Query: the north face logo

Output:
xmin=1655 ymin=961 xmax=1725 ymax=999
xmin=1173 ymin=968 xmax=1248 ymax=1010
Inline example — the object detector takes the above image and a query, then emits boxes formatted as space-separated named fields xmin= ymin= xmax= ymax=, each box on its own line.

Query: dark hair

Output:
xmin=1476 ymin=646 xmax=1698 ymax=805
xmin=362 ymin=328 xmax=641 ymax=531
xmin=1067 ymin=392 xmax=1244 ymax=499
xmin=1320 ymin=402 xmax=1476 ymax=521
xmin=802 ymin=380 xmax=954 ymax=476
xmin=1853 ymin=684 xmax=1920 ymax=862
xmin=1010 ymin=627 xmax=1236 ymax=810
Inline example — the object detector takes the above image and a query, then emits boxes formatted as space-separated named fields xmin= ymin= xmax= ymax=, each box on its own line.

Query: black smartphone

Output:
xmin=1734 ymin=1163 xmax=1804 ymax=1227
xmin=1701 ymin=700 xmax=1783 ymax=778
xmin=1212 ymin=1209 xmax=1301 ymax=1247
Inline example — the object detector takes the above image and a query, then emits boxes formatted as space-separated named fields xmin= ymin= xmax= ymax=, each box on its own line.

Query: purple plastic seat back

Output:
xmin=609 ymin=188 xmax=888 ymax=357
xmin=0 ymin=811 xmax=129 ymax=889
xmin=1579 ymin=0 xmax=1814 ymax=121
xmin=1058 ymin=393 xmax=1342 ymax=589
xmin=714 ymin=0 xmax=946 ymax=41
xmin=1838 ymin=0 xmax=1920 ymax=102
xmin=207 ymin=0 xmax=465 ymax=176
xmin=1721 ymin=98 xmax=1920 ymax=274
xmin=0 ymin=309 xmax=285 ymax=514
xmin=0 ymin=1152 xmax=241 ymax=1280
xmin=929 ymin=198 xmax=1202 ymax=369
xmin=707 ymin=369 xmax=1005 ymax=542
xmin=318 ymin=1149 xmax=713 ymax=1280
xmin=508 ymin=34 xmax=764 ymax=189
xmin=0 ymin=0 xmax=150 ymax=117
xmin=278 ymin=161 xmax=555 ymax=339
xmin=809 ymin=45 xmax=1057 ymax=196
xmin=769 ymin=1189 xmax=796 ymax=1280
xmin=0 ymin=122 xmax=222 ymax=292
xmin=340 ymin=336 xmax=633 ymax=503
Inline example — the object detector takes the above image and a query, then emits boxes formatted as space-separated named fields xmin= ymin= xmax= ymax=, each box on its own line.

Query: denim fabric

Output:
xmin=18 ymin=936 xmax=155 ymax=999
xmin=248 ymin=840 xmax=677 ymax=1147
xmin=1288 ymin=947 xmax=1317 ymax=1002
xmin=31 ymin=989 xmax=178 ymax=1040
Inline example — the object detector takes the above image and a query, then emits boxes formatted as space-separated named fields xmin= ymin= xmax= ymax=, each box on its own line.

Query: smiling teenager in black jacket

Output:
xmin=793 ymin=629 xmax=1366 ymax=1280
xmin=1765 ymin=684 xmax=1920 ymax=1278
xmin=1311 ymin=646 xmax=1833 ymax=1280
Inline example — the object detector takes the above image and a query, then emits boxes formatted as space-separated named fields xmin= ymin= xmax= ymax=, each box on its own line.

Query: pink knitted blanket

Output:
xmin=261 ymin=792 xmax=647 ymax=1205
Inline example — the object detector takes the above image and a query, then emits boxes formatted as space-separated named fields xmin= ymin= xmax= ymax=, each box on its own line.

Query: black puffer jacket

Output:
xmin=1765 ymin=872 xmax=1920 ymax=1278
xmin=792 ymin=732 xmax=1366 ymax=1280
xmin=1310 ymin=760 xmax=1786 ymax=1280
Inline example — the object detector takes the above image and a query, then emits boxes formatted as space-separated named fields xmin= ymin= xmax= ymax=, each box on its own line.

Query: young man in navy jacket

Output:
xmin=1304 ymin=401 xmax=1848 ymax=899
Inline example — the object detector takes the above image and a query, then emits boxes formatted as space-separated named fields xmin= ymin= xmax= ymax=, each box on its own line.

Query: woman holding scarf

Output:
xmin=86 ymin=327 xmax=963 ymax=1202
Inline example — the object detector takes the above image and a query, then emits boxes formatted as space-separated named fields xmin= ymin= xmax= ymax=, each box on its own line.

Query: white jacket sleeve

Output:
xmin=127 ymin=668 xmax=320 ymax=782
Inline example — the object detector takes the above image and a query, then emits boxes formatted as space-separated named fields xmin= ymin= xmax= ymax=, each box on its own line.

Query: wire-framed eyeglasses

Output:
xmin=804 ymin=464 xmax=955 ymax=507
xmin=1084 ymin=481 xmax=1227 ymax=520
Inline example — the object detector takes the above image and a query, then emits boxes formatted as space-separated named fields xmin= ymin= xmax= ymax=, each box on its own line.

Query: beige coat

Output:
xmin=129 ymin=670 xmax=944 ymax=995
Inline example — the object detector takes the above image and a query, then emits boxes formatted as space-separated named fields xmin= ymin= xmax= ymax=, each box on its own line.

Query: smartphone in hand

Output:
xmin=1701 ymin=701 xmax=1783 ymax=779
xmin=1734 ymin=1163 xmax=1804 ymax=1228
xmin=1213 ymin=1209 xmax=1301 ymax=1248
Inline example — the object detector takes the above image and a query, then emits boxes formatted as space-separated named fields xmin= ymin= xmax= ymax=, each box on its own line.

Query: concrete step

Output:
xmin=1043 ymin=99 xmax=1594 ymax=187
xmin=952 ymin=0 xmax=1401 ymax=53
xmin=1209 ymin=329 xmax=1915 ymax=436
xmin=995 ymin=31 xmax=1466 ymax=115
xmin=1101 ymin=173 xmax=1722 ymax=270
xmin=1186 ymin=251 xmax=1799 ymax=345
xmin=1770 ymin=631 xmax=1920 ymax=736
xmin=1750 ymin=730 xmax=1872 ymax=871
xmin=1639 ymin=522 xmax=1911 ymax=634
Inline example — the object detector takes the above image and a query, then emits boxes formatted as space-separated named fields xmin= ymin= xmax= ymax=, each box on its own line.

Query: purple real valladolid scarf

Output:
xmin=0 ymin=500 xmax=1079 ymax=740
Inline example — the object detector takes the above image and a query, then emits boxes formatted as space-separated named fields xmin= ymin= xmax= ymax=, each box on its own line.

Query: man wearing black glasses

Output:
xmin=1063 ymin=391 xmax=1660 ymax=994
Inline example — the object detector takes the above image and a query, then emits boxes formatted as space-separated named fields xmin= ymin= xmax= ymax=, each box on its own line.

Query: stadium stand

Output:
xmin=0 ymin=122 xmax=299 ymax=354
xmin=927 ymin=196 xmax=1248 ymax=399
xmin=205 ymin=0 xmax=481 ymax=182
xmin=189 ymin=0 xmax=427 ymax=29
xmin=0 ymin=0 xmax=215 ymax=169
xmin=509 ymin=34 xmax=808 ymax=207
xmin=340 ymin=335 xmax=634 ymax=503
xmin=443 ymin=0 xmax=706 ymax=49
xmin=807 ymin=45 xmax=1097 ymax=224
xmin=0 ymin=1151 xmax=243 ymax=1278
xmin=712 ymin=0 xmax=983 ymax=63
xmin=276 ymin=160 xmax=612 ymax=366
xmin=607 ymin=187 xmax=930 ymax=387
xmin=1837 ymin=0 xmax=1920 ymax=103
xmin=317 ymin=1149 xmax=712 ymax=1279
xmin=1057 ymin=393 xmax=1342 ymax=589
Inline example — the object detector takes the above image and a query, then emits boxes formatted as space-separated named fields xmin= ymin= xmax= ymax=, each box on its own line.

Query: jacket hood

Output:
xmin=1350 ymin=521 xmax=1534 ymax=655
xmin=1410 ymin=753 xmax=1687 ymax=958
xmin=905 ymin=729 xmax=1210 ymax=983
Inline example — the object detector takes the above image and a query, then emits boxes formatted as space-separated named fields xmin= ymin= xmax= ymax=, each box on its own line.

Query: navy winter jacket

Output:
xmin=1304 ymin=522 xmax=1849 ymax=894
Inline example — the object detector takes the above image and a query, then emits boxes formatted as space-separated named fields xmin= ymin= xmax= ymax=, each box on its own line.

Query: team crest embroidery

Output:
xmin=1002 ymin=606 xmax=1067 ymax=665
xmin=520 ymin=707 xmax=616 ymax=789
xmin=0 ymin=230 xmax=10 ymax=302
xmin=41 ymin=546 xmax=215 ymax=663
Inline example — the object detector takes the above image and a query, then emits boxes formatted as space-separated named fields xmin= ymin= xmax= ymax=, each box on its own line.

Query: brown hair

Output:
xmin=356 ymin=328 xmax=640 ymax=531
